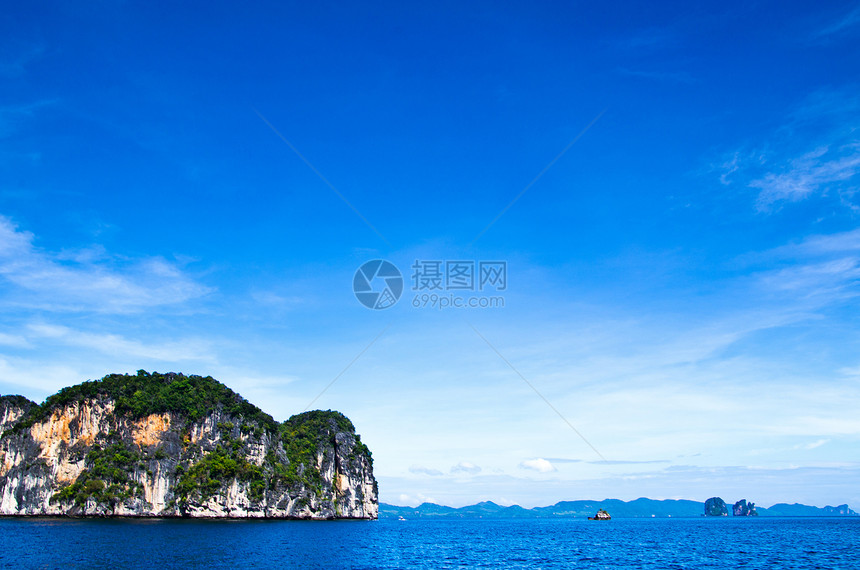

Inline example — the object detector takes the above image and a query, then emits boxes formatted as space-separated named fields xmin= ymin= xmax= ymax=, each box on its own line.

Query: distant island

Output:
xmin=381 ymin=498 xmax=857 ymax=519
xmin=0 ymin=371 xmax=377 ymax=519
xmin=703 ymin=497 xmax=758 ymax=516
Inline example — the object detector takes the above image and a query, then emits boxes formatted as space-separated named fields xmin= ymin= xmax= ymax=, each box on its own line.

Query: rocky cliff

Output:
xmin=0 ymin=371 xmax=377 ymax=519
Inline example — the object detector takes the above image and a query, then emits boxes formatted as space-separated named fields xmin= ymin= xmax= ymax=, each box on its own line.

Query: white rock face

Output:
xmin=0 ymin=396 xmax=378 ymax=519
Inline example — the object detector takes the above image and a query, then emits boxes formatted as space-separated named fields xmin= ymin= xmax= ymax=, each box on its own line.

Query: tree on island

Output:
xmin=704 ymin=497 xmax=728 ymax=516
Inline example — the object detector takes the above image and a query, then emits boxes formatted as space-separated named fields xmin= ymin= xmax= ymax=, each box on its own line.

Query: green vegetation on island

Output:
xmin=50 ymin=438 xmax=143 ymax=507
xmin=174 ymin=442 xmax=267 ymax=503
xmin=8 ymin=371 xmax=278 ymax=434
xmin=0 ymin=395 xmax=37 ymax=410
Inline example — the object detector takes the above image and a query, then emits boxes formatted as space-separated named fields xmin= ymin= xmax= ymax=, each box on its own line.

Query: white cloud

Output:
xmin=0 ymin=215 xmax=212 ymax=313
xmin=396 ymin=493 xmax=437 ymax=507
xmin=519 ymin=458 xmax=557 ymax=473
xmin=450 ymin=461 xmax=481 ymax=475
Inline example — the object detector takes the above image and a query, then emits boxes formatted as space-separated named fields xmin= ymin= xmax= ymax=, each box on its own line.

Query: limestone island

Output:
xmin=0 ymin=371 xmax=377 ymax=519
xmin=704 ymin=497 xmax=728 ymax=516
xmin=704 ymin=497 xmax=759 ymax=517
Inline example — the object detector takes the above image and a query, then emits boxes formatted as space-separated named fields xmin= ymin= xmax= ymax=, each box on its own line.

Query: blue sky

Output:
xmin=2 ymin=1 xmax=860 ymax=508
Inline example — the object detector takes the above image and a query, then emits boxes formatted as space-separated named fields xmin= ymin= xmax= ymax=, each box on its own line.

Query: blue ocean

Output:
xmin=1 ymin=517 xmax=857 ymax=569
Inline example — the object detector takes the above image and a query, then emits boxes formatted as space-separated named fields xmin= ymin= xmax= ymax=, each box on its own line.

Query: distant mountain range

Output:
xmin=380 ymin=499 xmax=857 ymax=519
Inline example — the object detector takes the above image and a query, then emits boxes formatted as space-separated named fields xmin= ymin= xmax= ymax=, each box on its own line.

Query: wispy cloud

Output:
xmin=741 ymin=227 xmax=860 ymax=307
xmin=814 ymin=6 xmax=860 ymax=38
xmin=751 ymin=145 xmax=860 ymax=210
xmin=249 ymin=290 xmax=305 ymax=308
xmin=0 ymin=332 xmax=30 ymax=349
xmin=0 ymin=357 xmax=83 ymax=396
xmin=0 ymin=44 xmax=46 ymax=79
xmin=794 ymin=439 xmax=830 ymax=450
xmin=591 ymin=459 xmax=671 ymax=465
xmin=451 ymin=461 xmax=482 ymax=475
xmin=758 ymin=257 xmax=860 ymax=301
xmin=26 ymin=323 xmax=215 ymax=363
xmin=616 ymin=67 xmax=695 ymax=84
xmin=838 ymin=365 xmax=860 ymax=377
xmin=0 ymin=215 xmax=213 ymax=313
xmin=544 ymin=457 xmax=670 ymax=465
xmin=0 ymin=99 xmax=57 ymax=138
xmin=615 ymin=27 xmax=677 ymax=52
xmin=764 ymin=228 xmax=860 ymax=258
xmin=717 ymin=90 xmax=860 ymax=211
xmin=718 ymin=152 xmax=741 ymax=185
xmin=409 ymin=465 xmax=444 ymax=477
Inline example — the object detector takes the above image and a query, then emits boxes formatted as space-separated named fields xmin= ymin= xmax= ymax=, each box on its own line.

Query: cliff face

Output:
xmin=0 ymin=372 xmax=377 ymax=519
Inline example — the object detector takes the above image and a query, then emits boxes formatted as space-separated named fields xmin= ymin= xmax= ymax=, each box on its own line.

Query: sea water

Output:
xmin=1 ymin=517 xmax=857 ymax=568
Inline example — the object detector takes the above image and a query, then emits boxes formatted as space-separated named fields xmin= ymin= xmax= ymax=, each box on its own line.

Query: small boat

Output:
xmin=588 ymin=509 xmax=611 ymax=520
xmin=398 ymin=516 xmax=407 ymax=521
